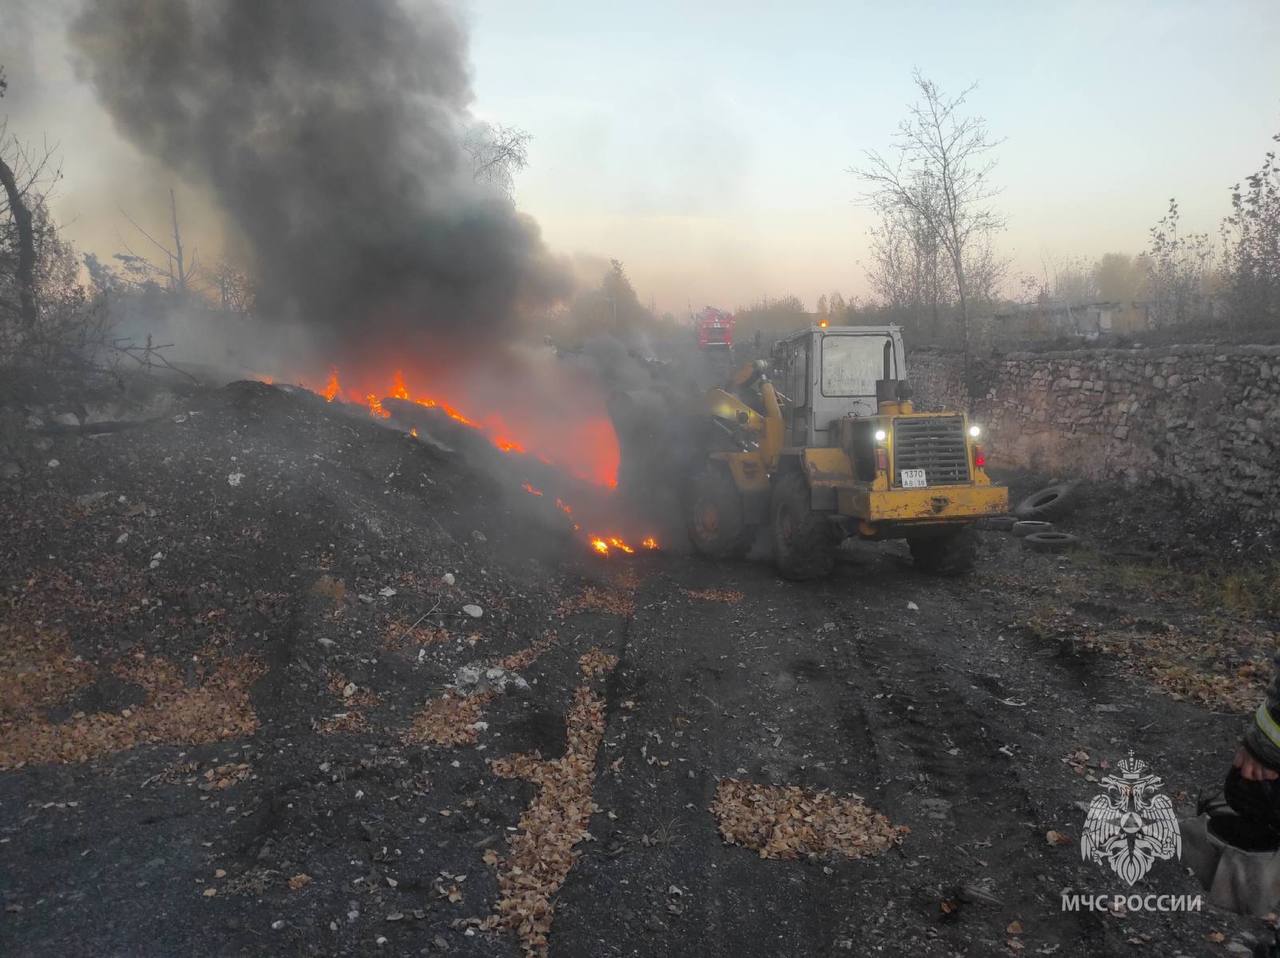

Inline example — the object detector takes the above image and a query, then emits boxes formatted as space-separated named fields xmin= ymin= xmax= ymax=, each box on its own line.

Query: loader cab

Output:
xmin=772 ymin=325 xmax=906 ymax=447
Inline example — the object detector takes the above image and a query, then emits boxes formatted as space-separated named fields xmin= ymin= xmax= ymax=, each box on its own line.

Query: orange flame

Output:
xmin=316 ymin=367 xmax=618 ymax=487
xmin=391 ymin=370 xmax=409 ymax=400
xmin=494 ymin=436 xmax=526 ymax=453
xmin=590 ymin=538 xmax=610 ymax=556
xmin=366 ymin=394 xmax=390 ymax=419
xmin=522 ymin=482 xmax=544 ymax=497
xmin=322 ymin=368 xmax=341 ymax=402
xmin=606 ymin=536 xmax=635 ymax=555
xmin=641 ymin=537 xmax=658 ymax=550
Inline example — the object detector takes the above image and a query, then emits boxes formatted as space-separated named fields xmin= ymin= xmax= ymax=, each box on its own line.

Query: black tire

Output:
xmin=977 ymin=515 xmax=1018 ymax=532
xmin=685 ymin=465 xmax=753 ymax=558
xmin=1012 ymin=520 xmax=1054 ymax=538
xmin=1014 ymin=483 xmax=1077 ymax=521
xmin=770 ymin=471 xmax=836 ymax=580
xmin=909 ymin=527 xmax=978 ymax=575
xmin=1022 ymin=531 xmax=1081 ymax=554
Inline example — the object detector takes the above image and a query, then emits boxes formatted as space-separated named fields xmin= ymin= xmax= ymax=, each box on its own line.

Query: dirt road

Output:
xmin=0 ymin=380 xmax=1272 ymax=957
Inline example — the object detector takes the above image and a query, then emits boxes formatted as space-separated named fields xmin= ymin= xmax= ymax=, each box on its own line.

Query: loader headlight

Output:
xmin=874 ymin=429 xmax=887 ymax=443
xmin=968 ymin=424 xmax=982 ymax=438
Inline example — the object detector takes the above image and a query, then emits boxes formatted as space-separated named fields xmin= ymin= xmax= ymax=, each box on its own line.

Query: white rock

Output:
xmin=906 ymin=601 xmax=919 ymax=611
xmin=227 ymin=472 xmax=245 ymax=487
xmin=462 ymin=604 xmax=483 ymax=618
xmin=47 ymin=459 xmax=60 ymax=468
xmin=378 ymin=586 xmax=397 ymax=598
xmin=442 ymin=573 xmax=456 ymax=586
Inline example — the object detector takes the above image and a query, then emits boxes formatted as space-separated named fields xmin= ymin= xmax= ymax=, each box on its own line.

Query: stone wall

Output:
xmin=908 ymin=345 xmax=1280 ymax=526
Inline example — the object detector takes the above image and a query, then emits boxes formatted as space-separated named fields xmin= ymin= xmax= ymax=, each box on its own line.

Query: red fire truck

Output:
xmin=695 ymin=307 xmax=735 ymax=350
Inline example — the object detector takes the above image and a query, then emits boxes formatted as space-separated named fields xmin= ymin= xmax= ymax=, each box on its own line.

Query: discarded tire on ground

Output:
xmin=977 ymin=515 xmax=1018 ymax=532
xmin=1011 ymin=520 xmax=1054 ymax=537
xmin=1022 ymin=531 xmax=1080 ymax=553
xmin=1014 ymin=483 xmax=1076 ymax=521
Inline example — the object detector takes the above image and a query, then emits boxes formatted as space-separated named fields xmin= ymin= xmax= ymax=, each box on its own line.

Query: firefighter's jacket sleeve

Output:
xmin=1244 ymin=653 xmax=1280 ymax=770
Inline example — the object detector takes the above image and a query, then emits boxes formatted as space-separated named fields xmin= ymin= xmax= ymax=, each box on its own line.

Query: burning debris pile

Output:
xmin=284 ymin=363 xmax=665 ymax=560
xmin=64 ymin=0 xmax=680 ymax=565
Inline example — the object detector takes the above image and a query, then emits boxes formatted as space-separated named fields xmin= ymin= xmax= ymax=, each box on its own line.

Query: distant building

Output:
xmin=972 ymin=301 xmax=1152 ymax=349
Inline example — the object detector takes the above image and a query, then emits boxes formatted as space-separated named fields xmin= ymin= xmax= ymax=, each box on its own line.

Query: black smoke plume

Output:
xmin=69 ymin=0 xmax=569 ymax=355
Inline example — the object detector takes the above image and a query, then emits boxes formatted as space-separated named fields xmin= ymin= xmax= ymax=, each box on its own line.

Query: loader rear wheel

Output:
xmin=685 ymin=465 xmax=753 ymax=558
xmin=909 ymin=527 xmax=978 ymax=576
xmin=771 ymin=471 xmax=835 ymax=580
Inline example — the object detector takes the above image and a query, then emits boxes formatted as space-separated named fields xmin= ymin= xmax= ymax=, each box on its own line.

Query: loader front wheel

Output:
xmin=685 ymin=465 xmax=753 ymax=559
xmin=909 ymin=526 xmax=978 ymax=576
xmin=771 ymin=471 xmax=836 ymax=580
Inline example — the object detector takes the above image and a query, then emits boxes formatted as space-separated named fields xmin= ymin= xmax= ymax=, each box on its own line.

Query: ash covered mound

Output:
xmin=0 ymin=376 xmax=649 ymax=955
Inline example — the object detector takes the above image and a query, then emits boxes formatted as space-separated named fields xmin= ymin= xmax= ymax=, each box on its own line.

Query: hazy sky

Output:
xmin=5 ymin=0 xmax=1279 ymax=314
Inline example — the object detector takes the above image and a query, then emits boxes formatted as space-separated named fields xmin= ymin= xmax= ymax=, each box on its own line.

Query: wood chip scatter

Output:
xmin=555 ymin=587 xmax=635 ymax=618
xmin=711 ymin=779 xmax=908 ymax=860
xmin=317 ymin=670 xmax=381 ymax=735
xmin=0 ymin=655 xmax=265 ymax=769
xmin=404 ymin=689 xmax=496 ymax=747
xmin=0 ymin=627 xmax=93 ymax=718
xmin=682 ymin=588 xmax=745 ymax=603
xmin=577 ymin=649 xmax=618 ymax=678
xmin=402 ymin=633 xmax=556 ymax=747
xmin=485 ymin=652 xmax=617 ymax=956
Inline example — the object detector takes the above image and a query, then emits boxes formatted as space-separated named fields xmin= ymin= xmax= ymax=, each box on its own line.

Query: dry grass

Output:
xmin=711 ymin=779 xmax=908 ymax=860
xmin=1026 ymin=607 xmax=1274 ymax=713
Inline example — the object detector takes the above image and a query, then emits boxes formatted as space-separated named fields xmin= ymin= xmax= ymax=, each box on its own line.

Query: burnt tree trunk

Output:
xmin=0 ymin=153 xmax=38 ymax=331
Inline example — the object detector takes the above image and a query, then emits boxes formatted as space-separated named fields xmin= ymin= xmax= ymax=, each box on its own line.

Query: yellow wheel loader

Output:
xmin=685 ymin=325 xmax=1008 ymax=578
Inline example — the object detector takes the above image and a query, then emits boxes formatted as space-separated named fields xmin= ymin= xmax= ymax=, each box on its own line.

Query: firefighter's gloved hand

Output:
xmin=1234 ymin=746 xmax=1280 ymax=782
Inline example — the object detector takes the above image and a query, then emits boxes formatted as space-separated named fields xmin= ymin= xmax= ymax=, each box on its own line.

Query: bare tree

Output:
xmin=207 ymin=261 xmax=256 ymax=317
xmin=463 ymin=122 xmax=531 ymax=198
xmin=853 ymin=70 xmax=1005 ymax=390
xmin=866 ymin=186 xmax=950 ymax=339
xmin=1 ymin=70 xmax=74 ymax=360
xmin=1146 ymin=199 xmax=1214 ymax=326
xmin=116 ymin=188 xmax=198 ymax=296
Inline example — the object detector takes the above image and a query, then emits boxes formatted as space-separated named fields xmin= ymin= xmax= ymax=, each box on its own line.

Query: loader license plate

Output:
xmin=901 ymin=468 xmax=928 ymax=488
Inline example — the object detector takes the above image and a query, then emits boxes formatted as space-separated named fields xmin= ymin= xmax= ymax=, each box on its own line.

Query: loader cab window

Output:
xmin=773 ymin=338 xmax=810 ymax=446
xmin=820 ymin=334 xmax=896 ymax=397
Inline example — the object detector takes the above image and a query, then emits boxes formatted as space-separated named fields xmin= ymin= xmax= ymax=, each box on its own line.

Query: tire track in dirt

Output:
xmin=552 ymin=556 xmax=919 ymax=957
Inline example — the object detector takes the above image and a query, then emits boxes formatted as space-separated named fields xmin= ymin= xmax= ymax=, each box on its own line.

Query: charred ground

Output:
xmin=0 ymin=376 xmax=1276 ymax=957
